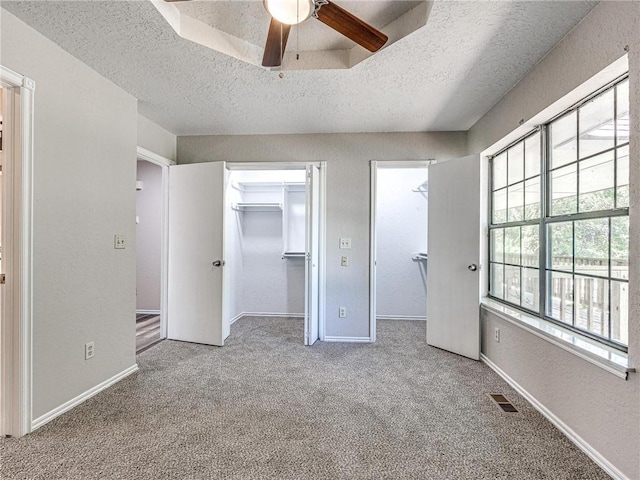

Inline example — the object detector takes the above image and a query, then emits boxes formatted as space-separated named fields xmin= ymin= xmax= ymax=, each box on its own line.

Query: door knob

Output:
xmin=468 ymin=264 xmax=478 ymax=271
xmin=213 ymin=260 xmax=225 ymax=267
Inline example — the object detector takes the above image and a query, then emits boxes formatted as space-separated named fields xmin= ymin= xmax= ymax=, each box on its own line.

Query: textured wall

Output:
xmin=136 ymin=160 xmax=162 ymax=312
xmin=375 ymin=167 xmax=428 ymax=318
xmin=178 ymin=132 xmax=468 ymax=338
xmin=137 ymin=114 xmax=176 ymax=162
xmin=468 ymin=2 xmax=640 ymax=478
xmin=1 ymin=11 xmax=138 ymax=419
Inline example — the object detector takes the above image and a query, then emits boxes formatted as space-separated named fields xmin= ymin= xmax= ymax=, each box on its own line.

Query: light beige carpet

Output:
xmin=0 ymin=317 xmax=608 ymax=479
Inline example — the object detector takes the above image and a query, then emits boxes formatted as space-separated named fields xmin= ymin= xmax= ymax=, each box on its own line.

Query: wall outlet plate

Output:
xmin=85 ymin=342 xmax=95 ymax=360
xmin=114 ymin=234 xmax=126 ymax=249
xmin=494 ymin=328 xmax=500 ymax=343
xmin=339 ymin=307 xmax=347 ymax=318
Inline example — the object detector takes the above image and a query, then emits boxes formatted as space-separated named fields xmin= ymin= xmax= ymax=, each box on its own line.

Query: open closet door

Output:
xmin=168 ymin=162 xmax=229 ymax=346
xmin=426 ymin=154 xmax=481 ymax=360
xmin=304 ymin=165 xmax=320 ymax=345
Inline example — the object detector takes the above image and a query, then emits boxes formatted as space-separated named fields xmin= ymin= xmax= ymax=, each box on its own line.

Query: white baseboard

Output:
xmin=480 ymin=354 xmax=629 ymax=480
xmin=377 ymin=315 xmax=426 ymax=321
xmin=229 ymin=312 xmax=244 ymax=325
xmin=236 ymin=312 xmax=304 ymax=320
xmin=136 ymin=309 xmax=160 ymax=315
xmin=31 ymin=364 xmax=139 ymax=431
xmin=323 ymin=336 xmax=371 ymax=343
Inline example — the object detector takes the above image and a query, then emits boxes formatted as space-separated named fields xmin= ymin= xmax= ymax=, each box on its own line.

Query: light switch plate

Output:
xmin=114 ymin=235 xmax=126 ymax=249
xmin=339 ymin=237 xmax=351 ymax=249
xmin=341 ymin=256 xmax=348 ymax=267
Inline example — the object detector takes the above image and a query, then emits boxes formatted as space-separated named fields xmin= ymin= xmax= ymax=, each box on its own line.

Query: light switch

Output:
xmin=341 ymin=256 xmax=348 ymax=267
xmin=340 ymin=238 xmax=351 ymax=249
xmin=114 ymin=235 xmax=126 ymax=249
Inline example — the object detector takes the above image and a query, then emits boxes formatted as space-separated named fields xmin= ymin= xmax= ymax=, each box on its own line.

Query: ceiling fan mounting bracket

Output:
xmin=312 ymin=0 xmax=330 ymax=19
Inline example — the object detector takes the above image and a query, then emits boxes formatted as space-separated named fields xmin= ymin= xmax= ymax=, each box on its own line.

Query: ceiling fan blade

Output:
xmin=315 ymin=1 xmax=388 ymax=52
xmin=262 ymin=18 xmax=291 ymax=68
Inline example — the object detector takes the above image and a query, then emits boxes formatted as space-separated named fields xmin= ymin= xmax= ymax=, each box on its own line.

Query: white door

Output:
xmin=168 ymin=162 xmax=229 ymax=346
xmin=304 ymin=165 xmax=320 ymax=345
xmin=426 ymin=154 xmax=481 ymax=360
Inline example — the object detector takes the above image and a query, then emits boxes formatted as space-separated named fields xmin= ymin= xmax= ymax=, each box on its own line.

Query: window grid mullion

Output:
xmin=576 ymin=107 xmax=580 ymax=215
xmin=608 ymin=217 xmax=613 ymax=340
xmin=540 ymin=125 xmax=548 ymax=319
xmin=613 ymin=84 xmax=618 ymax=208
xmin=571 ymin=221 xmax=576 ymax=328
xmin=488 ymin=156 xmax=493 ymax=296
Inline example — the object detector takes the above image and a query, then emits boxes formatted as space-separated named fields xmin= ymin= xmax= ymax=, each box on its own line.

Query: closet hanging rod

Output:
xmin=282 ymin=252 xmax=306 ymax=259
xmin=412 ymin=253 xmax=428 ymax=261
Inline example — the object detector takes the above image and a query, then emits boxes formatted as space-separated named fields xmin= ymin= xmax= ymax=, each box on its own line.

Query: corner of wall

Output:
xmin=137 ymin=114 xmax=177 ymax=162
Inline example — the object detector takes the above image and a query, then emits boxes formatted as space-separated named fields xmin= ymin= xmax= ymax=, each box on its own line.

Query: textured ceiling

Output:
xmin=1 ymin=0 xmax=598 ymax=136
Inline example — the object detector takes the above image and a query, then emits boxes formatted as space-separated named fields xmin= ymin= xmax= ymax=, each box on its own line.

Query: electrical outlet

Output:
xmin=339 ymin=307 xmax=347 ymax=318
xmin=85 ymin=342 xmax=95 ymax=360
xmin=114 ymin=235 xmax=126 ymax=249
xmin=494 ymin=328 xmax=500 ymax=343
xmin=339 ymin=238 xmax=351 ymax=249
xmin=341 ymin=256 xmax=348 ymax=267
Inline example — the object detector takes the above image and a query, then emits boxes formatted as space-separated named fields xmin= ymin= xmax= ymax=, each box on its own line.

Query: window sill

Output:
xmin=480 ymin=298 xmax=635 ymax=380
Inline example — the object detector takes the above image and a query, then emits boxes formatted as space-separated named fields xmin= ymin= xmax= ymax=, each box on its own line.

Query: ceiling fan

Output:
xmin=164 ymin=0 xmax=389 ymax=68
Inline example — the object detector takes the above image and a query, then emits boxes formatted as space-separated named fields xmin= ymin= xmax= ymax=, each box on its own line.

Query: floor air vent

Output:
xmin=488 ymin=393 xmax=518 ymax=413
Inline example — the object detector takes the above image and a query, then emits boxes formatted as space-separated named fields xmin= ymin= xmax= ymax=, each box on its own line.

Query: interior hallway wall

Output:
xmin=1 ymin=10 xmax=138 ymax=419
xmin=468 ymin=2 xmax=640 ymax=478
xmin=137 ymin=114 xmax=177 ymax=162
xmin=376 ymin=167 xmax=428 ymax=318
xmin=136 ymin=160 xmax=162 ymax=312
xmin=178 ymin=132 xmax=468 ymax=339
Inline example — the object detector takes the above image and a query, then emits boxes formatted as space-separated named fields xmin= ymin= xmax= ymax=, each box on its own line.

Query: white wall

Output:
xmin=136 ymin=160 xmax=162 ymax=312
xmin=226 ymin=183 xmax=244 ymax=321
xmin=0 ymin=10 xmax=138 ymax=419
xmin=468 ymin=2 xmax=640 ymax=478
xmin=137 ymin=114 xmax=176 ymax=162
xmin=376 ymin=167 xmax=428 ymax=318
xmin=240 ymin=211 xmax=305 ymax=315
xmin=178 ymin=132 xmax=468 ymax=338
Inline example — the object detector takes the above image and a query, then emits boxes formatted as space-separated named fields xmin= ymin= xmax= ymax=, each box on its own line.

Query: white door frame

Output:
xmin=136 ymin=147 xmax=175 ymax=340
xmin=0 ymin=65 xmax=35 ymax=438
xmin=226 ymin=161 xmax=327 ymax=341
xmin=369 ymin=160 xmax=433 ymax=343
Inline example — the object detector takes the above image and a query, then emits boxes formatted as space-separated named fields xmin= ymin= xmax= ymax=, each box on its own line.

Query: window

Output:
xmin=489 ymin=76 xmax=629 ymax=350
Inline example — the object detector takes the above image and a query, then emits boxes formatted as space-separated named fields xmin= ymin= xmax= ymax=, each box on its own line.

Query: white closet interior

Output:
xmin=226 ymin=169 xmax=307 ymax=321
xmin=375 ymin=166 xmax=429 ymax=320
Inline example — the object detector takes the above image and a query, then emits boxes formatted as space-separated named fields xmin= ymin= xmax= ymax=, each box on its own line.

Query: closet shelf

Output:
xmin=232 ymin=202 xmax=283 ymax=211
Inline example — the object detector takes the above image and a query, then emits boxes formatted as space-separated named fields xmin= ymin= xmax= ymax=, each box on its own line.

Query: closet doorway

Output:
xmin=226 ymin=163 xmax=325 ymax=345
xmin=167 ymin=162 xmax=325 ymax=347
xmin=369 ymin=161 xmax=431 ymax=341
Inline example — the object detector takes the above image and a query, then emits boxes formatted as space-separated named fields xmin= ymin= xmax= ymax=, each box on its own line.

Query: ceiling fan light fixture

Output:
xmin=264 ymin=0 xmax=314 ymax=25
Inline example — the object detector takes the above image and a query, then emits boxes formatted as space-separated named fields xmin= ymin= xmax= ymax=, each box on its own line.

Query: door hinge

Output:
xmin=0 ymin=274 xmax=6 ymax=285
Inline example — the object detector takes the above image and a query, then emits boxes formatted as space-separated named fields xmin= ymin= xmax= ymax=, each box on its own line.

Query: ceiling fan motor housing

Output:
xmin=263 ymin=0 xmax=314 ymax=25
